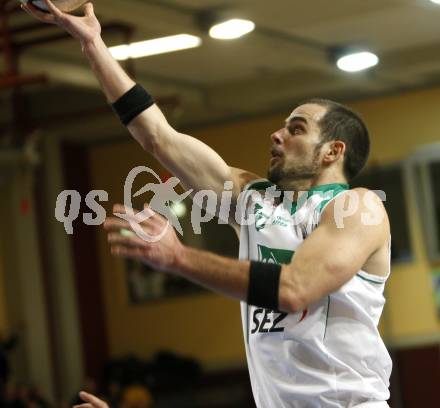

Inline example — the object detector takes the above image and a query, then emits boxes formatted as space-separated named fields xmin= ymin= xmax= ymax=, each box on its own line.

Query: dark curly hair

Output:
xmin=300 ymin=98 xmax=370 ymax=180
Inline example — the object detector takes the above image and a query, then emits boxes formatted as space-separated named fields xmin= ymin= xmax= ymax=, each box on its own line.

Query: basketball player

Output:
xmin=23 ymin=2 xmax=392 ymax=407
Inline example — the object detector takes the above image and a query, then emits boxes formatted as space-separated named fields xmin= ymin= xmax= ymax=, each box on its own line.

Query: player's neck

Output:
xmin=308 ymin=173 xmax=348 ymax=191
xmin=278 ymin=173 xmax=348 ymax=195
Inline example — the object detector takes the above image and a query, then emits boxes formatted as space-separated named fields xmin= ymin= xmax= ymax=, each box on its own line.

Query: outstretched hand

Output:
xmin=73 ymin=391 xmax=109 ymax=408
xmin=104 ymin=204 xmax=185 ymax=272
xmin=21 ymin=0 xmax=101 ymax=46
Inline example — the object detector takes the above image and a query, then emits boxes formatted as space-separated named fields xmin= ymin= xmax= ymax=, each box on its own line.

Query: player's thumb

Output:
xmin=79 ymin=391 xmax=92 ymax=401
xmin=79 ymin=391 xmax=108 ymax=408
xmin=84 ymin=2 xmax=95 ymax=17
xmin=79 ymin=391 xmax=99 ymax=405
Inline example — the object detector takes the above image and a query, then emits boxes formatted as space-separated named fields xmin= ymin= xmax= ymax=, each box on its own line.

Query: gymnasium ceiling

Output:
xmin=3 ymin=0 xmax=440 ymax=137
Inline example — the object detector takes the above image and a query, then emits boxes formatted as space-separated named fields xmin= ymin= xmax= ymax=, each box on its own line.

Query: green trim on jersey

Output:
xmin=308 ymin=183 xmax=350 ymax=214
xmin=307 ymin=183 xmax=350 ymax=195
xmin=246 ymin=179 xmax=275 ymax=191
xmin=247 ymin=180 xmax=349 ymax=194
xmin=324 ymin=295 xmax=331 ymax=340
xmin=245 ymin=180 xmax=350 ymax=216
xmin=356 ymin=273 xmax=385 ymax=285
xmin=289 ymin=202 xmax=298 ymax=215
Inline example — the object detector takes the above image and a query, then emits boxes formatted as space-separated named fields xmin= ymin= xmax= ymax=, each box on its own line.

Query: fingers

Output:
xmin=103 ymin=217 xmax=132 ymax=232
xmin=143 ymin=202 xmax=167 ymax=223
xmin=21 ymin=3 xmax=57 ymax=24
xmin=105 ymin=203 xmax=171 ymax=246
xmin=113 ymin=203 xmax=154 ymax=217
xmin=41 ymin=0 xmax=64 ymax=18
xmin=104 ymin=220 xmax=142 ymax=240
xmin=105 ymin=208 xmax=158 ymax=233
xmin=111 ymin=245 xmax=145 ymax=260
xmin=107 ymin=232 xmax=147 ymax=248
xmin=78 ymin=391 xmax=109 ymax=408
xmin=104 ymin=213 xmax=157 ymax=255
xmin=104 ymin=216 xmax=159 ymax=238
xmin=113 ymin=203 xmax=162 ymax=226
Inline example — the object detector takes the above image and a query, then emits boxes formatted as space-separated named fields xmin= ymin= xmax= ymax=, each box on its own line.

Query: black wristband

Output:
xmin=111 ymin=84 xmax=155 ymax=126
xmin=247 ymin=261 xmax=281 ymax=310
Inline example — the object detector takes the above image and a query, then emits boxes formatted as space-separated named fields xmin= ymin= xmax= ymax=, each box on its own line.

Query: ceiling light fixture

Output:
xmin=109 ymin=34 xmax=202 ymax=61
xmin=430 ymin=0 xmax=440 ymax=5
xmin=209 ymin=18 xmax=255 ymax=40
xmin=336 ymin=51 xmax=379 ymax=73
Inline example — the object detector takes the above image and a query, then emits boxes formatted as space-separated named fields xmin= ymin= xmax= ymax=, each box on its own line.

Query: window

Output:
xmin=351 ymin=163 xmax=412 ymax=263
xmin=405 ymin=143 xmax=440 ymax=262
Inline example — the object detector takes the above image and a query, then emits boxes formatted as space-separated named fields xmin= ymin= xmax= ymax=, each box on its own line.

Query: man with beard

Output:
xmin=23 ymin=2 xmax=392 ymax=407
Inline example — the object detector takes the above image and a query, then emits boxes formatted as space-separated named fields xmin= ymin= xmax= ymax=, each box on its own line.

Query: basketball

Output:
xmin=24 ymin=0 xmax=88 ymax=13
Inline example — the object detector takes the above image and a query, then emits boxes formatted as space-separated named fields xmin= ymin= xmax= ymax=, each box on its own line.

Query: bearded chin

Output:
xmin=268 ymin=162 xmax=320 ymax=188
xmin=268 ymin=146 xmax=323 ymax=187
xmin=267 ymin=166 xmax=283 ymax=184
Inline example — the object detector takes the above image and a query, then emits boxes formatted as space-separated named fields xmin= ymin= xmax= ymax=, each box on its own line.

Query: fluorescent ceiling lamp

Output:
xmin=336 ymin=51 xmax=379 ymax=72
xmin=109 ymin=34 xmax=202 ymax=61
xmin=209 ymin=19 xmax=255 ymax=40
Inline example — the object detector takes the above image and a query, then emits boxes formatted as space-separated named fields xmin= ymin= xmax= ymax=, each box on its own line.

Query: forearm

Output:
xmin=81 ymin=36 xmax=135 ymax=102
xmin=81 ymin=36 xmax=176 ymax=154
xmin=175 ymin=246 xmax=251 ymax=301
xmin=174 ymin=247 xmax=300 ymax=313
xmin=81 ymin=37 xmax=234 ymax=192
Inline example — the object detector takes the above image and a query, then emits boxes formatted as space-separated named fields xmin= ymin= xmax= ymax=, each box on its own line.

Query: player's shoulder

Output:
xmin=333 ymin=186 xmax=387 ymax=210
xmin=229 ymin=168 xmax=263 ymax=193
xmin=321 ymin=186 xmax=389 ymax=230
xmin=348 ymin=187 xmax=388 ymax=212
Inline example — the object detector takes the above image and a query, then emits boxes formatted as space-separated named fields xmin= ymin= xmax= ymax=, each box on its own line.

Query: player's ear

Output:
xmin=322 ymin=140 xmax=345 ymax=164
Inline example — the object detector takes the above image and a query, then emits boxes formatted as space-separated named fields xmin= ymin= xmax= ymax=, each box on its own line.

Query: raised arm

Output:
xmin=22 ymin=1 xmax=259 ymax=215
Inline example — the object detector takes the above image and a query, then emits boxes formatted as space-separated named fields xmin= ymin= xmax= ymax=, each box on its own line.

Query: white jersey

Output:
xmin=238 ymin=180 xmax=392 ymax=408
